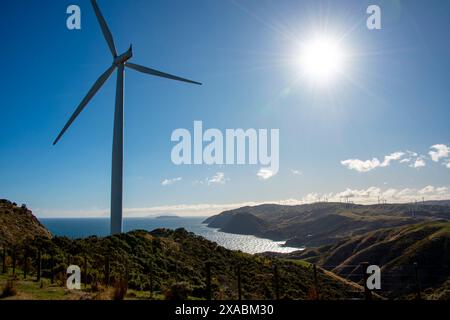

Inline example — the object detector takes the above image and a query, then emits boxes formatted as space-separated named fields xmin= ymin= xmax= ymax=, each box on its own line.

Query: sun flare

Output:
xmin=298 ymin=35 xmax=346 ymax=84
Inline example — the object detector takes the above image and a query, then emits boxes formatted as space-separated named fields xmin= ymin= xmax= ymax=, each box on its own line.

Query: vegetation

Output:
xmin=112 ymin=278 xmax=128 ymax=300
xmin=0 ymin=199 xmax=51 ymax=247
xmin=0 ymin=199 xmax=364 ymax=300
xmin=0 ymin=278 xmax=17 ymax=298
xmin=0 ymin=228 xmax=366 ymax=300
xmin=165 ymin=282 xmax=193 ymax=300
xmin=2 ymin=198 xmax=448 ymax=300
xmin=281 ymin=221 xmax=450 ymax=299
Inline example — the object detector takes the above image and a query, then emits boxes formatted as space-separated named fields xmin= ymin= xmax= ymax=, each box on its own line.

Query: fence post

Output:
xmin=206 ymin=262 xmax=212 ymax=300
xmin=12 ymin=249 xmax=16 ymax=276
xmin=23 ymin=249 xmax=28 ymax=279
xmin=413 ymin=262 xmax=421 ymax=300
xmin=83 ymin=255 xmax=88 ymax=288
xmin=2 ymin=247 xmax=7 ymax=274
xmin=125 ymin=262 xmax=129 ymax=290
xmin=36 ymin=249 xmax=42 ymax=282
xmin=236 ymin=264 xmax=242 ymax=300
xmin=148 ymin=262 xmax=153 ymax=299
xmin=273 ymin=264 xmax=280 ymax=300
xmin=104 ymin=255 xmax=110 ymax=286
xmin=50 ymin=254 xmax=55 ymax=284
xmin=361 ymin=262 xmax=372 ymax=301
xmin=313 ymin=264 xmax=320 ymax=300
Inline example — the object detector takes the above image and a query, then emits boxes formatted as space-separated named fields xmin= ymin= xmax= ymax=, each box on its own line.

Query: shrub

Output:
xmin=165 ymin=282 xmax=192 ymax=300
xmin=1 ymin=279 xmax=17 ymax=298
xmin=90 ymin=280 xmax=102 ymax=292
xmin=112 ymin=278 xmax=128 ymax=300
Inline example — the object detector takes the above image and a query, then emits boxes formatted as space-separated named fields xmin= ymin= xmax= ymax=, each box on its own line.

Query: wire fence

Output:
xmin=0 ymin=244 xmax=448 ymax=300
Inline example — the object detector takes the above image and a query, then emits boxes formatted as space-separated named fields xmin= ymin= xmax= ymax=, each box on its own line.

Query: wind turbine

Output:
xmin=53 ymin=0 xmax=201 ymax=235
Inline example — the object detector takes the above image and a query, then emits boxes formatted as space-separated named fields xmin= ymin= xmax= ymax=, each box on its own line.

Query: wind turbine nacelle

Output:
xmin=114 ymin=45 xmax=133 ymax=65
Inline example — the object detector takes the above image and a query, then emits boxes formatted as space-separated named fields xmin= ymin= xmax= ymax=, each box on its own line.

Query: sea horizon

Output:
xmin=39 ymin=216 xmax=302 ymax=254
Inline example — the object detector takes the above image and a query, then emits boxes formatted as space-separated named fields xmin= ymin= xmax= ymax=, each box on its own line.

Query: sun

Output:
xmin=298 ymin=35 xmax=346 ymax=85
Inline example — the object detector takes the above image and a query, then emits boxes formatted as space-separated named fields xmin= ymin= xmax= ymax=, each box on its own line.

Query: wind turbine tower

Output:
xmin=53 ymin=0 xmax=201 ymax=234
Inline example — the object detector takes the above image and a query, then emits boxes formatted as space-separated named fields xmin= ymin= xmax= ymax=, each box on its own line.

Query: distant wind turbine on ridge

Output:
xmin=53 ymin=0 xmax=201 ymax=235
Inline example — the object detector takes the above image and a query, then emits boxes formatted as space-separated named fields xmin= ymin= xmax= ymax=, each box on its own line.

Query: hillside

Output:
xmin=0 ymin=201 xmax=365 ymax=300
xmin=0 ymin=199 xmax=52 ymax=246
xmin=423 ymin=200 xmax=450 ymax=206
xmin=9 ymin=228 xmax=368 ymax=300
xmin=204 ymin=202 xmax=450 ymax=247
xmin=278 ymin=221 xmax=450 ymax=299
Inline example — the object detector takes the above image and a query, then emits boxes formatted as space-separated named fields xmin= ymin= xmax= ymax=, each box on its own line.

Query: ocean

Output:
xmin=40 ymin=217 xmax=301 ymax=254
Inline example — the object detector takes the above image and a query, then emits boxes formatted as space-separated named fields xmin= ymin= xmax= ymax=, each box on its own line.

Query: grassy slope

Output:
xmin=287 ymin=221 xmax=450 ymax=299
xmin=1 ymin=228 xmax=365 ymax=300
xmin=0 ymin=200 xmax=51 ymax=247
xmin=0 ymin=273 xmax=165 ymax=300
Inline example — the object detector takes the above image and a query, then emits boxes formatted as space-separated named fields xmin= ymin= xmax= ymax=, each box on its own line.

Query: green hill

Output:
xmin=204 ymin=202 xmax=450 ymax=247
xmin=282 ymin=221 xmax=450 ymax=299
xmin=0 ymin=200 xmax=365 ymax=300
xmin=0 ymin=199 xmax=51 ymax=247
xmin=8 ymin=228 xmax=366 ymax=299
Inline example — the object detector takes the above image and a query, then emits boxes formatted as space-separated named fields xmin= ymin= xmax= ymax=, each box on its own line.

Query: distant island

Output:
xmin=155 ymin=215 xmax=180 ymax=219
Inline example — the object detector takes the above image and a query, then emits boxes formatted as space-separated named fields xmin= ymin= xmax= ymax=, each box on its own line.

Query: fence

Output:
xmin=0 ymin=244 xmax=447 ymax=300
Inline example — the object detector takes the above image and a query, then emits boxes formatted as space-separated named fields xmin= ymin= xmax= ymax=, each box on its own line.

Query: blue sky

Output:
xmin=1 ymin=0 xmax=449 ymax=217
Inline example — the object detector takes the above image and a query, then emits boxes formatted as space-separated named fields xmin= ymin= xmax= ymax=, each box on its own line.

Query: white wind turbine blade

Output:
xmin=91 ymin=0 xmax=118 ymax=57
xmin=125 ymin=62 xmax=202 ymax=85
xmin=53 ymin=65 xmax=116 ymax=145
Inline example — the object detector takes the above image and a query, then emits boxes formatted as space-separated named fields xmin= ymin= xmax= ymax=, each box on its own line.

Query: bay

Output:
xmin=40 ymin=217 xmax=302 ymax=254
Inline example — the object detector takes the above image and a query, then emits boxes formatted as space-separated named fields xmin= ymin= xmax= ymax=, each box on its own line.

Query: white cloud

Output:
xmin=380 ymin=152 xmax=405 ymax=167
xmin=257 ymin=168 xmax=275 ymax=180
xmin=207 ymin=172 xmax=227 ymax=185
xmin=418 ymin=185 xmax=448 ymax=195
xmin=336 ymin=186 xmax=381 ymax=199
xmin=36 ymin=184 xmax=450 ymax=218
xmin=321 ymin=185 xmax=450 ymax=204
xmin=341 ymin=158 xmax=381 ymax=172
xmin=446 ymin=162 xmax=450 ymax=169
xmin=291 ymin=169 xmax=303 ymax=176
xmin=193 ymin=172 xmax=229 ymax=186
xmin=410 ymin=158 xmax=426 ymax=168
xmin=341 ymin=152 xmax=406 ymax=172
xmin=429 ymin=144 xmax=450 ymax=162
xmin=341 ymin=149 xmax=432 ymax=172
xmin=161 ymin=177 xmax=182 ymax=186
xmin=403 ymin=151 xmax=427 ymax=169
